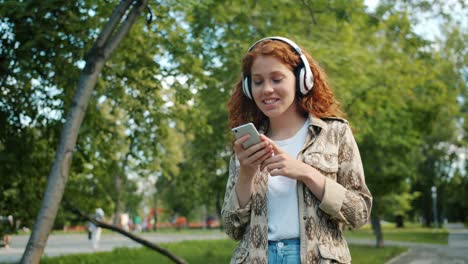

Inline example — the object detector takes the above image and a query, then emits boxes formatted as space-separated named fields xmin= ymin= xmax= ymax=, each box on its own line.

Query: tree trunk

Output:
xmin=153 ymin=197 xmax=158 ymax=231
xmin=113 ymin=140 xmax=133 ymax=225
xmin=216 ymin=190 xmax=223 ymax=231
xmin=21 ymin=1 xmax=147 ymax=263
xmin=371 ymin=214 xmax=384 ymax=248
xmin=114 ymin=173 xmax=123 ymax=225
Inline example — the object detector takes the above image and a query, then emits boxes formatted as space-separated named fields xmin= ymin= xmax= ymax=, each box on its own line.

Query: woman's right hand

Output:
xmin=233 ymin=134 xmax=273 ymax=208
xmin=234 ymin=134 xmax=273 ymax=177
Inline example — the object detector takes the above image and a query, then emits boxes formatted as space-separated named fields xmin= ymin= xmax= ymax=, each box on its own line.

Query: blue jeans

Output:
xmin=268 ymin=238 xmax=300 ymax=264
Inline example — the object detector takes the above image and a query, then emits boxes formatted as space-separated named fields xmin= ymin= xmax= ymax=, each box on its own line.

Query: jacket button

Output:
xmin=303 ymin=217 xmax=307 ymax=220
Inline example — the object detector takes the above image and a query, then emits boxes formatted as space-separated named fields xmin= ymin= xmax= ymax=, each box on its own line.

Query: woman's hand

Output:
xmin=233 ymin=134 xmax=274 ymax=176
xmin=233 ymin=134 xmax=273 ymax=208
xmin=259 ymin=137 xmax=310 ymax=179
xmin=260 ymin=136 xmax=325 ymax=200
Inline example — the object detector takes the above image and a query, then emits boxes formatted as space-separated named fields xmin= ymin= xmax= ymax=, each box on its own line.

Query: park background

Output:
xmin=0 ymin=0 xmax=467 ymax=263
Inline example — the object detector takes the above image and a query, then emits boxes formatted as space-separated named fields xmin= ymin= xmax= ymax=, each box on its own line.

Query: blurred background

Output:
xmin=0 ymin=0 xmax=466 ymax=261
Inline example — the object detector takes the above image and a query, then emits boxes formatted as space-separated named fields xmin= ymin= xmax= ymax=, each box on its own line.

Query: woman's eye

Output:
xmin=272 ymin=78 xmax=283 ymax=83
xmin=253 ymin=80 xmax=263 ymax=85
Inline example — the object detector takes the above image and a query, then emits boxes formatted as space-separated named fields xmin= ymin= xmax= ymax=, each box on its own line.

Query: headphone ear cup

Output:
xmin=299 ymin=67 xmax=307 ymax=95
xmin=243 ymin=76 xmax=252 ymax=99
xmin=299 ymin=54 xmax=314 ymax=93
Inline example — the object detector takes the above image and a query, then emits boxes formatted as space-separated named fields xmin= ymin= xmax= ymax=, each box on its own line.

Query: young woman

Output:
xmin=222 ymin=36 xmax=372 ymax=264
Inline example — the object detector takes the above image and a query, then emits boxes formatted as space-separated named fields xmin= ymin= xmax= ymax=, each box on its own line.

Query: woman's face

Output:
xmin=251 ymin=55 xmax=298 ymax=119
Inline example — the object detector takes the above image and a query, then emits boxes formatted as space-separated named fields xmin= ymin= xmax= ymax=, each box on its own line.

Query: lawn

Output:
xmin=345 ymin=222 xmax=449 ymax=245
xmin=41 ymin=239 xmax=406 ymax=264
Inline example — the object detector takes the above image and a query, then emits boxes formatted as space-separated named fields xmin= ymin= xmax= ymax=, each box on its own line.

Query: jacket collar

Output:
xmin=308 ymin=113 xmax=327 ymax=136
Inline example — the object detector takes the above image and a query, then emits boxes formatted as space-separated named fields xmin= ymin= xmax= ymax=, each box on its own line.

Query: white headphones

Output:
xmin=242 ymin=36 xmax=314 ymax=99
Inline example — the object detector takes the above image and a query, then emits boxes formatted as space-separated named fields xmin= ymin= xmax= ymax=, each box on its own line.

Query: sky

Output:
xmin=364 ymin=0 xmax=468 ymax=42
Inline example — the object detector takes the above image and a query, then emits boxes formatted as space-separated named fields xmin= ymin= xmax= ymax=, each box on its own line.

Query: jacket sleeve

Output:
xmin=319 ymin=124 xmax=372 ymax=228
xmin=221 ymin=155 xmax=252 ymax=240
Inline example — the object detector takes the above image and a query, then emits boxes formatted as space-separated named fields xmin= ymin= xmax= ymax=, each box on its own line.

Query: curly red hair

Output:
xmin=227 ymin=39 xmax=343 ymax=130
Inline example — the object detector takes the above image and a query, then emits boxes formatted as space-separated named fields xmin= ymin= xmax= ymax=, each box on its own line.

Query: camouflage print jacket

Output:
xmin=222 ymin=115 xmax=372 ymax=264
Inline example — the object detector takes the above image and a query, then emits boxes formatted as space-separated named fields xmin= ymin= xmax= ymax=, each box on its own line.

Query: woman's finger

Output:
xmin=265 ymin=161 xmax=282 ymax=173
xmin=244 ymin=141 xmax=270 ymax=157
xmin=260 ymin=154 xmax=282 ymax=170
xmin=260 ymin=135 xmax=285 ymax=155
xmin=248 ymin=146 xmax=273 ymax=166
xmin=233 ymin=134 xmax=251 ymax=152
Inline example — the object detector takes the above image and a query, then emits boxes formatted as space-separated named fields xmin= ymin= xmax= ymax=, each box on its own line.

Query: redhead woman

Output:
xmin=222 ymin=37 xmax=372 ymax=264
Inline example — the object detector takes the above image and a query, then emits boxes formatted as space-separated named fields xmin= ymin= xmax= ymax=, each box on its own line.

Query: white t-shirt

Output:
xmin=267 ymin=118 xmax=310 ymax=241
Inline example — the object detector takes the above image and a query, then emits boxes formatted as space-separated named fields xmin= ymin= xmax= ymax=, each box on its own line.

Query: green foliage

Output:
xmin=380 ymin=191 xmax=421 ymax=218
xmin=441 ymin=172 xmax=468 ymax=223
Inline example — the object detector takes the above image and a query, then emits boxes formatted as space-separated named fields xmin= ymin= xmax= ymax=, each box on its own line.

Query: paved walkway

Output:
xmin=385 ymin=223 xmax=468 ymax=264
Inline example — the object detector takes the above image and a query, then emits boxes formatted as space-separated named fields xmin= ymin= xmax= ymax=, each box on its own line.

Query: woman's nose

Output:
xmin=263 ymin=81 xmax=274 ymax=94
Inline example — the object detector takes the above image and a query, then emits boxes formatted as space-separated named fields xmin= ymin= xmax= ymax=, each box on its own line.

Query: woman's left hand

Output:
xmin=260 ymin=135 xmax=315 ymax=180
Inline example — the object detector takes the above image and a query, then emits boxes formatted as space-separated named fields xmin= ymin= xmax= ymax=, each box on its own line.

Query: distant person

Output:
xmin=87 ymin=221 xmax=92 ymax=240
xmin=149 ymin=217 xmax=155 ymax=231
xmin=89 ymin=208 xmax=105 ymax=249
xmin=222 ymin=36 xmax=372 ymax=263
xmin=141 ymin=217 xmax=148 ymax=232
xmin=206 ymin=215 xmax=216 ymax=229
xmin=1 ymin=215 xmax=14 ymax=249
xmin=169 ymin=213 xmax=176 ymax=228
xmin=120 ymin=213 xmax=130 ymax=232
xmin=153 ymin=211 xmax=158 ymax=231
xmin=134 ymin=215 xmax=142 ymax=232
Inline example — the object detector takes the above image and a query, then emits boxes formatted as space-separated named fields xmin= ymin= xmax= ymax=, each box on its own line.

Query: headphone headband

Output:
xmin=248 ymin=36 xmax=303 ymax=55
xmin=242 ymin=36 xmax=314 ymax=99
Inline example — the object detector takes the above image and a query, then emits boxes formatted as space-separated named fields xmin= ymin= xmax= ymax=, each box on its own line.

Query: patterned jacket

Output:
xmin=222 ymin=116 xmax=372 ymax=264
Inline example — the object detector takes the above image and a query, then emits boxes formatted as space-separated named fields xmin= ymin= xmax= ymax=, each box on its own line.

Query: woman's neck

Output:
xmin=267 ymin=112 xmax=308 ymax=141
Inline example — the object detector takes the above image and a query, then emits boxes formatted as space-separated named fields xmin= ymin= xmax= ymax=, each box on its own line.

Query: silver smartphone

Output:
xmin=232 ymin=123 xmax=261 ymax=149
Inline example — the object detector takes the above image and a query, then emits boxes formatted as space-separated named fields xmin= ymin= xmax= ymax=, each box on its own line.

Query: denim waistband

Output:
xmin=268 ymin=238 xmax=300 ymax=246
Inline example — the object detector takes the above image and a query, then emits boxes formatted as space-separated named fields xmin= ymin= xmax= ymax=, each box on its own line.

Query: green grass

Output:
xmin=41 ymin=239 xmax=406 ymax=264
xmin=345 ymin=222 xmax=449 ymax=245
xmin=349 ymin=244 xmax=406 ymax=264
xmin=41 ymin=240 xmax=235 ymax=264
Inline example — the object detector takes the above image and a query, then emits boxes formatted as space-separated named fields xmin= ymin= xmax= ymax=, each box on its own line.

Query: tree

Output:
xmin=20 ymin=1 xmax=148 ymax=262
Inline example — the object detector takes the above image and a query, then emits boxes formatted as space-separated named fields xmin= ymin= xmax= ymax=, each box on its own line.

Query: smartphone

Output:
xmin=232 ymin=123 xmax=261 ymax=149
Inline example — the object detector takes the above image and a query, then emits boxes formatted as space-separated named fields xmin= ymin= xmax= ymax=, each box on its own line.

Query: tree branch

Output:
xmin=96 ymin=0 xmax=134 ymax=48
xmin=84 ymin=0 xmax=134 ymax=73
xmin=104 ymin=0 xmax=148 ymax=58
xmin=70 ymin=207 xmax=188 ymax=264
xmin=145 ymin=4 xmax=154 ymax=26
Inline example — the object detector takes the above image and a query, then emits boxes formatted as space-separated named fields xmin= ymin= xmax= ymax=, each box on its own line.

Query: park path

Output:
xmin=384 ymin=223 xmax=468 ymax=264
xmin=1 ymin=225 xmax=467 ymax=263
